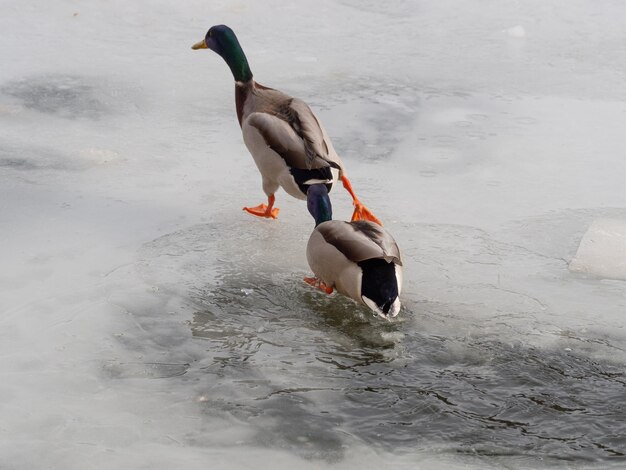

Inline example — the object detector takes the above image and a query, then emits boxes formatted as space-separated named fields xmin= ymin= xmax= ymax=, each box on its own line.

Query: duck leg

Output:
xmin=243 ymin=193 xmax=280 ymax=219
xmin=340 ymin=176 xmax=383 ymax=226
xmin=304 ymin=276 xmax=334 ymax=294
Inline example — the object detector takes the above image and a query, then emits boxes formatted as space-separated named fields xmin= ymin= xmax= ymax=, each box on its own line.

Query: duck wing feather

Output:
xmin=247 ymin=94 xmax=342 ymax=171
xmin=316 ymin=221 xmax=402 ymax=266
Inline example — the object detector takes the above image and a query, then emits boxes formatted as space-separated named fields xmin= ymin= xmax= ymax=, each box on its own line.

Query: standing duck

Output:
xmin=192 ymin=25 xmax=380 ymax=223
xmin=304 ymin=185 xmax=402 ymax=319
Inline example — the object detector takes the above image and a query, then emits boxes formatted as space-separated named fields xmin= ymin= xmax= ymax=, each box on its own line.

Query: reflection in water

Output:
xmin=132 ymin=217 xmax=626 ymax=464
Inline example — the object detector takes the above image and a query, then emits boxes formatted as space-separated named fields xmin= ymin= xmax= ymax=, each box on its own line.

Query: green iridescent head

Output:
xmin=192 ymin=25 xmax=253 ymax=83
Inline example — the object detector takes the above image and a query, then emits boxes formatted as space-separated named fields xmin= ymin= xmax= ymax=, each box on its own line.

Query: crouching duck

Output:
xmin=304 ymin=185 xmax=402 ymax=319
xmin=192 ymin=25 xmax=380 ymax=224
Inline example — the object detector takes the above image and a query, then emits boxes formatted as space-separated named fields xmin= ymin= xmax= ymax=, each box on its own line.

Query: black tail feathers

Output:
xmin=358 ymin=258 xmax=398 ymax=311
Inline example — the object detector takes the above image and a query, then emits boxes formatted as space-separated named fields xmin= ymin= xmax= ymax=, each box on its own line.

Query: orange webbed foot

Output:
xmin=243 ymin=203 xmax=279 ymax=219
xmin=350 ymin=201 xmax=383 ymax=226
xmin=304 ymin=276 xmax=334 ymax=294
xmin=340 ymin=175 xmax=383 ymax=226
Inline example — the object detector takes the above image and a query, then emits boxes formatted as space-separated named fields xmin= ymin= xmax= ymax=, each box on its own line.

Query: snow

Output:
xmin=2 ymin=0 xmax=626 ymax=468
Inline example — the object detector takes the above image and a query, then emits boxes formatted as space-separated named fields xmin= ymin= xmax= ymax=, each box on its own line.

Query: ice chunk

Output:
xmin=569 ymin=218 xmax=626 ymax=280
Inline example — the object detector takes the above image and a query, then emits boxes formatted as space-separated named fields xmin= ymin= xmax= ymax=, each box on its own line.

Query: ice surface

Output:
xmin=570 ymin=219 xmax=626 ymax=280
xmin=2 ymin=0 xmax=626 ymax=468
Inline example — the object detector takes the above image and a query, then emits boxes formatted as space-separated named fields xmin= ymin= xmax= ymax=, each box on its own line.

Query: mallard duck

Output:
xmin=304 ymin=184 xmax=402 ymax=319
xmin=192 ymin=25 xmax=380 ymax=224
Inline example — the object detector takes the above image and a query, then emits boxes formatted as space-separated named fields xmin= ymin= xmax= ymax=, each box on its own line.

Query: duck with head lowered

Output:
xmin=304 ymin=184 xmax=402 ymax=319
xmin=192 ymin=25 xmax=380 ymax=224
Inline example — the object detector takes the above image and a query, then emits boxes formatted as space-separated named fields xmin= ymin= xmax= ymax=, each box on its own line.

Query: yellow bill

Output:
xmin=191 ymin=39 xmax=208 ymax=50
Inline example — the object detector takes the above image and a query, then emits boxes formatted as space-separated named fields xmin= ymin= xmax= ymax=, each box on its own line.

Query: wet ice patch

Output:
xmin=0 ymin=142 xmax=120 ymax=172
xmin=570 ymin=218 xmax=626 ymax=281
xmin=1 ymin=75 xmax=107 ymax=119
xmin=298 ymin=78 xmax=420 ymax=162
xmin=0 ymin=143 xmax=82 ymax=171
xmin=0 ymin=74 xmax=139 ymax=119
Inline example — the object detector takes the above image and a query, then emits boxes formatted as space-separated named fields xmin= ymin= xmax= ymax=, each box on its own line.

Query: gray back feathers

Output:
xmin=247 ymin=87 xmax=342 ymax=171
xmin=317 ymin=220 xmax=402 ymax=265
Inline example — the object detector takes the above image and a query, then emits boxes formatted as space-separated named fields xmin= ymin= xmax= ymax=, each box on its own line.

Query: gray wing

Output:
xmin=286 ymin=98 xmax=330 ymax=170
xmin=317 ymin=221 xmax=402 ymax=265
xmin=248 ymin=96 xmax=342 ymax=171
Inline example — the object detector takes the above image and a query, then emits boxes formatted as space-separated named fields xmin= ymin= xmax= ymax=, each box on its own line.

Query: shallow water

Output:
xmin=103 ymin=215 xmax=626 ymax=467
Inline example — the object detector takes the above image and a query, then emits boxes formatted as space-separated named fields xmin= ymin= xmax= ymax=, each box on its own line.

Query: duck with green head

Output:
xmin=304 ymin=184 xmax=402 ymax=319
xmin=192 ymin=25 xmax=380 ymax=223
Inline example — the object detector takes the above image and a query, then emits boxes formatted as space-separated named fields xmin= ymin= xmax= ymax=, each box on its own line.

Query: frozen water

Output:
xmin=2 ymin=0 xmax=626 ymax=468
xmin=570 ymin=219 xmax=626 ymax=281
